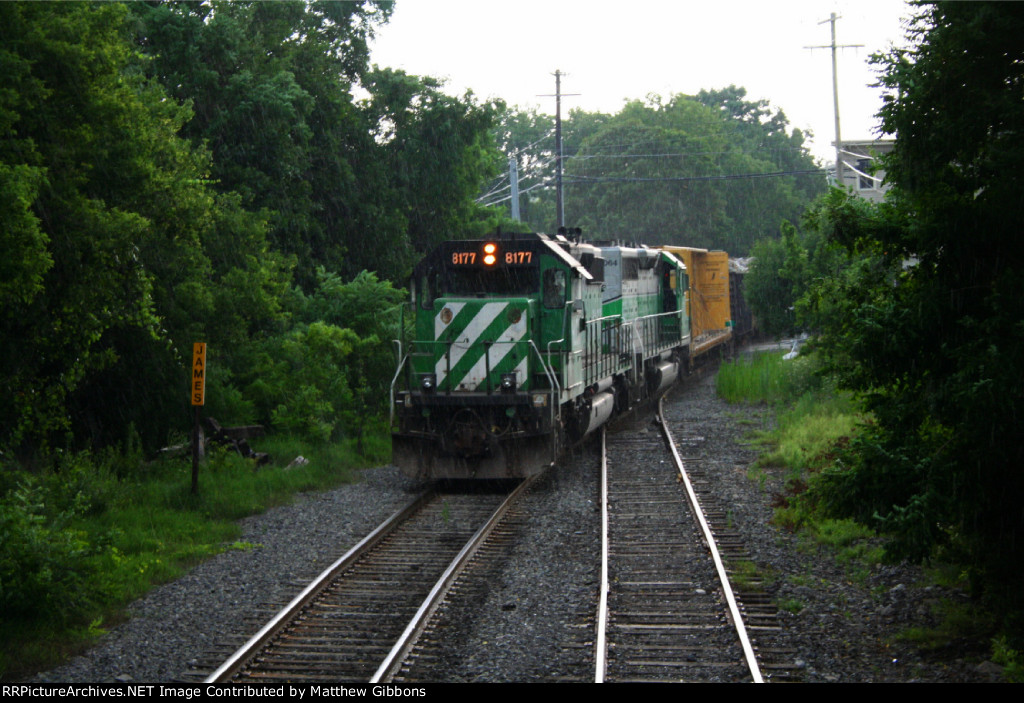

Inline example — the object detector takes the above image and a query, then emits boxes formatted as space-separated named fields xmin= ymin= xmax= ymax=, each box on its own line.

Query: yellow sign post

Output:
xmin=191 ymin=343 xmax=206 ymax=495
xmin=191 ymin=342 xmax=207 ymax=406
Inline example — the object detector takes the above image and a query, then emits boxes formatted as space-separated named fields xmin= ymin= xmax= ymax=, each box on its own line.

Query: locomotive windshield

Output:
xmin=443 ymin=267 xmax=539 ymax=297
xmin=419 ymin=266 xmax=539 ymax=308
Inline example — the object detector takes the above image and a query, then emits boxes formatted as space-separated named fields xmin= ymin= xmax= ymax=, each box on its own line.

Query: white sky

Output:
xmin=369 ymin=0 xmax=914 ymax=164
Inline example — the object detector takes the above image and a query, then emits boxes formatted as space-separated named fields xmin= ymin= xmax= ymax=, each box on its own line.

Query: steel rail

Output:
xmin=370 ymin=474 xmax=540 ymax=683
xmin=656 ymin=396 xmax=764 ymax=683
xmin=594 ymin=428 xmax=610 ymax=683
xmin=204 ymin=489 xmax=436 ymax=683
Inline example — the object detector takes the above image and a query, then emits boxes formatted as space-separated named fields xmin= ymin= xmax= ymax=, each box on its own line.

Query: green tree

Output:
xmin=745 ymin=226 xmax=802 ymax=337
xmin=0 ymin=2 xmax=204 ymax=454
xmin=808 ymin=2 xmax=1024 ymax=631
xmin=562 ymin=93 xmax=824 ymax=253
xmin=243 ymin=269 xmax=404 ymax=450
xmin=489 ymin=105 xmax=557 ymax=231
xmin=130 ymin=0 xmax=405 ymax=284
xmin=0 ymin=2 xmax=298 ymax=455
xmin=745 ymin=190 xmax=890 ymax=340
xmin=564 ymin=97 xmax=730 ymax=246
xmin=364 ymin=68 xmax=506 ymax=252
xmin=488 ymin=105 xmax=616 ymax=234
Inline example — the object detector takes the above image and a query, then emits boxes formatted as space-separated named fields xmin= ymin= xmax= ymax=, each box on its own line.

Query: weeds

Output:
xmin=718 ymin=351 xmax=1019 ymax=673
xmin=897 ymin=598 xmax=994 ymax=650
xmin=992 ymin=636 xmax=1024 ymax=683
xmin=777 ymin=597 xmax=804 ymax=614
xmin=728 ymin=560 xmax=766 ymax=592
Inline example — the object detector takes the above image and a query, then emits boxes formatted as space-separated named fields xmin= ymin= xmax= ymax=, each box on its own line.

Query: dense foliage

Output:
xmin=757 ymin=2 xmax=1024 ymax=638
xmin=129 ymin=1 xmax=504 ymax=285
xmin=0 ymin=1 xmax=505 ymax=461
xmin=494 ymin=88 xmax=825 ymax=254
xmin=0 ymin=1 xmax=509 ymax=662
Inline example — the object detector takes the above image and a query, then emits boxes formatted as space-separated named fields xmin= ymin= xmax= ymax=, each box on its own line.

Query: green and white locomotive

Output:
xmin=390 ymin=231 xmax=691 ymax=479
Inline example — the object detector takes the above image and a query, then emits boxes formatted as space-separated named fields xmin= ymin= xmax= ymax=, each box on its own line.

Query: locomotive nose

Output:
xmin=449 ymin=409 xmax=490 ymax=458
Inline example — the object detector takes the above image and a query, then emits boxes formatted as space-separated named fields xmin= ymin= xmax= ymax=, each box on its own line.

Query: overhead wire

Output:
xmin=566 ymin=168 xmax=825 ymax=184
xmin=478 ymin=126 xmax=824 ymax=207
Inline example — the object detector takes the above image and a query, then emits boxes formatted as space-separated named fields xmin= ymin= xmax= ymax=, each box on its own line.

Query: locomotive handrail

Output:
xmin=632 ymin=309 xmax=687 ymax=360
xmin=528 ymin=340 xmax=559 ymax=397
xmin=545 ymin=309 xmax=568 ymax=379
xmin=543 ymin=300 xmax=579 ymax=399
xmin=528 ymin=339 xmax=560 ymax=461
xmin=388 ymin=352 xmax=410 ymax=427
xmin=630 ymin=321 xmax=646 ymax=374
xmin=545 ymin=336 xmax=566 ymax=366
xmin=583 ymin=314 xmax=627 ymax=387
xmin=545 ymin=300 xmax=572 ymax=359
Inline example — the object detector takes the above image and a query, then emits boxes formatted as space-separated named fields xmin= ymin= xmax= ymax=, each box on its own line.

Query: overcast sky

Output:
xmin=369 ymin=0 xmax=914 ymax=164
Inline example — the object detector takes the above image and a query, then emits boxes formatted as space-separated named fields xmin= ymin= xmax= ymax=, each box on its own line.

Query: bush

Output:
xmin=0 ymin=478 xmax=94 ymax=624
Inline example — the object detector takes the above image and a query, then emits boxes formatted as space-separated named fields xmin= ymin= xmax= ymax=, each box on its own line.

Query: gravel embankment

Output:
xmin=35 ymin=372 xmax=998 ymax=683
xmin=660 ymin=374 xmax=996 ymax=682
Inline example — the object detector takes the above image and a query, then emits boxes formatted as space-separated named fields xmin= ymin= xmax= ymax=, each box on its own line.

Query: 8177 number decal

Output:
xmin=451 ymin=250 xmax=533 ymax=265
xmin=505 ymin=251 xmax=532 ymax=264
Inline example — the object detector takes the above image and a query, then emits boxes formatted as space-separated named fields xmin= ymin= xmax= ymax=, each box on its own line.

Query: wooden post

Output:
xmin=191 ymin=343 xmax=206 ymax=495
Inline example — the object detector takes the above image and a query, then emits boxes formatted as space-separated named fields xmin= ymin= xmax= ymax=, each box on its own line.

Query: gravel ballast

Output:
xmin=35 ymin=371 xmax=996 ymax=683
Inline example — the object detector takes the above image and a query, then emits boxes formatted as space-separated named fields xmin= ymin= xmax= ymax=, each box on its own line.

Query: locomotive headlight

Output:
xmin=500 ymin=372 xmax=517 ymax=393
xmin=483 ymin=241 xmax=498 ymax=266
xmin=420 ymin=373 xmax=436 ymax=393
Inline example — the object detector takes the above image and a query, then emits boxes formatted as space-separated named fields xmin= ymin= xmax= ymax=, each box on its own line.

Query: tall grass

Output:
xmin=716 ymin=351 xmax=817 ymax=404
xmin=718 ymin=352 xmax=883 ymax=588
xmin=757 ymin=391 xmax=860 ymax=474
xmin=719 ymin=352 xmax=861 ymax=472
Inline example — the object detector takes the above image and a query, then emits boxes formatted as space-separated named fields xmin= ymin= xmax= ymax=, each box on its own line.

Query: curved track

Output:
xmin=595 ymin=398 xmax=764 ymax=683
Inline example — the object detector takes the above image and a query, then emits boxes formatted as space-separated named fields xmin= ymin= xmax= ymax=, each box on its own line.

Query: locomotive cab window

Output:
xmin=543 ymin=269 xmax=567 ymax=308
xmin=440 ymin=267 xmax=539 ymax=299
xmin=418 ymin=274 xmax=435 ymax=310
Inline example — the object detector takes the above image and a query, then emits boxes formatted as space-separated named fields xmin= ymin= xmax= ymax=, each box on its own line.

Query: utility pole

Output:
xmin=539 ymin=70 xmax=579 ymax=229
xmin=805 ymin=13 xmax=862 ymax=187
xmin=509 ymin=156 xmax=520 ymax=221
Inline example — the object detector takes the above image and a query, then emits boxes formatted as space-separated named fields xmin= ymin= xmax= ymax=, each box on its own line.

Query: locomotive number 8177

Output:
xmin=390 ymin=230 xmax=733 ymax=480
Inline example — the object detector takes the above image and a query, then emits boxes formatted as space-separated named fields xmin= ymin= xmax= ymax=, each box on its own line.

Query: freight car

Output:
xmin=657 ymin=246 xmax=735 ymax=361
xmin=389 ymin=231 xmax=733 ymax=480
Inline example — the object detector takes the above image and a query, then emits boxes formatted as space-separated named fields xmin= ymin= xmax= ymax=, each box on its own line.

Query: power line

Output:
xmin=477 ymin=179 xmax=553 ymax=207
xmin=478 ymin=167 xmax=826 ymax=207
xmin=474 ymin=154 xmax=559 ymax=203
xmin=565 ymin=169 xmax=825 ymax=184
xmin=568 ymin=146 xmax=814 ymax=161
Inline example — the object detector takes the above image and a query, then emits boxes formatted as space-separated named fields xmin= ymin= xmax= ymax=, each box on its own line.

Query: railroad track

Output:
xmin=199 ymin=479 xmax=535 ymax=683
xmin=659 ymin=391 xmax=803 ymax=682
xmin=595 ymin=398 xmax=764 ymax=683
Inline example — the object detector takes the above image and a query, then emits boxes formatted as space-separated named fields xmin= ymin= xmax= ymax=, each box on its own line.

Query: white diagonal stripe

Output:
xmin=436 ymin=302 xmax=507 ymax=385
xmin=513 ymin=355 xmax=529 ymax=387
xmin=457 ymin=313 xmax=528 ymax=390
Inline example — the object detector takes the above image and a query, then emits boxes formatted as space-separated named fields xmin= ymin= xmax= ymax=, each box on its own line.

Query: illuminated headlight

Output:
xmin=531 ymin=393 xmax=548 ymax=408
xmin=483 ymin=241 xmax=498 ymax=266
xmin=420 ymin=373 xmax=436 ymax=392
xmin=500 ymin=373 xmax=517 ymax=393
